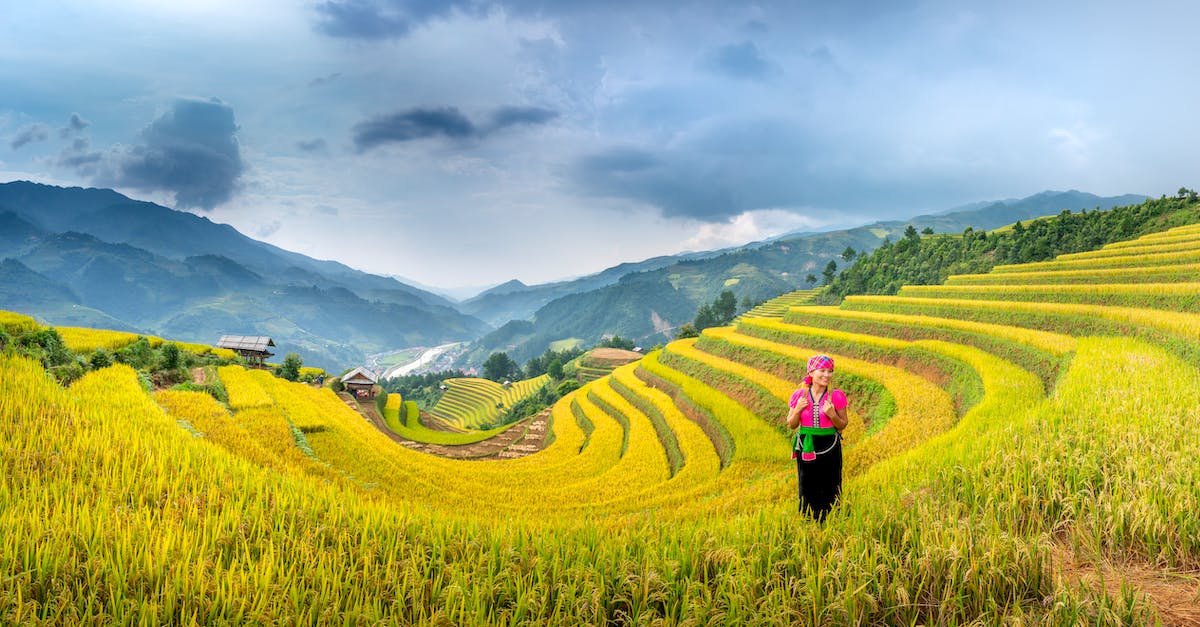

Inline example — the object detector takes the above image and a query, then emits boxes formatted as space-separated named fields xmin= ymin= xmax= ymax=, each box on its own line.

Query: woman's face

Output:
xmin=810 ymin=367 xmax=833 ymax=387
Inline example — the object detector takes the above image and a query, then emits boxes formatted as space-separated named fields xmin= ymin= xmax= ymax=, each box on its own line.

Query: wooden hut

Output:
xmin=217 ymin=335 xmax=275 ymax=366
xmin=341 ymin=366 xmax=379 ymax=399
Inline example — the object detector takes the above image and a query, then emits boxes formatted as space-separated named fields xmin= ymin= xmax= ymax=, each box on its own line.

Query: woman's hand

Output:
xmin=785 ymin=393 xmax=807 ymax=429
xmin=821 ymin=397 xmax=835 ymax=417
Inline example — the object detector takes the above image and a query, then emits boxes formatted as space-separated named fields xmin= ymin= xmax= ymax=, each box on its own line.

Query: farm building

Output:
xmin=341 ymin=366 xmax=379 ymax=398
xmin=216 ymin=335 xmax=275 ymax=365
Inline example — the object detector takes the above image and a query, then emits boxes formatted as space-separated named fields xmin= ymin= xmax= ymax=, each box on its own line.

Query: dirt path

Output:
xmin=191 ymin=367 xmax=210 ymax=385
xmin=337 ymin=393 xmax=552 ymax=460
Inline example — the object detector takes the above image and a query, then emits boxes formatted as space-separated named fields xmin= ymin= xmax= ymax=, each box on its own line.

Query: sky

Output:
xmin=2 ymin=1 xmax=1198 ymax=295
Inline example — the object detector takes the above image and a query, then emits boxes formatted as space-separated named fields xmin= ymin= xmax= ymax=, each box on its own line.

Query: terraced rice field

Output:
xmin=426 ymin=374 xmax=549 ymax=429
xmin=3 ymin=223 xmax=1200 ymax=624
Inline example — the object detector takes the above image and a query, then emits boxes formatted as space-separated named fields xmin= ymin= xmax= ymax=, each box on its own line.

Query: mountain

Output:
xmin=460 ymin=253 xmax=723 ymax=327
xmin=0 ymin=181 xmax=490 ymax=370
xmin=456 ymin=190 xmax=1148 ymax=367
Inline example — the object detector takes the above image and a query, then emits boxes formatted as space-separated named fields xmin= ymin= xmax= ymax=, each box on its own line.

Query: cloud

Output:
xmin=57 ymin=137 xmax=102 ymax=172
xmin=297 ymin=138 xmax=328 ymax=153
xmin=702 ymin=41 xmax=776 ymax=80
xmin=59 ymin=113 xmax=90 ymax=138
xmin=572 ymin=146 xmax=741 ymax=220
xmin=256 ymin=219 xmax=282 ymax=237
xmin=570 ymin=119 xmax=843 ymax=222
xmin=307 ymin=72 xmax=343 ymax=87
xmin=314 ymin=0 xmax=465 ymax=39
xmin=95 ymin=97 xmax=245 ymax=210
xmin=353 ymin=105 xmax=557 ymax=151
xmin=10 ymin=124 xmax=49 ymax=150
xmin=489 ymin=106 xmax=558 ymax=130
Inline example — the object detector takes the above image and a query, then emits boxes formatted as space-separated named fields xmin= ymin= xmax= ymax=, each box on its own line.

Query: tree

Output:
xmin=904 ymin=225 xmax=920 ymax=240
xmin=822 ymin=259 xmax=838 ymax=285
xmin=160 ymin=343 xmax=182 ymax=371
xmin=921 ymin=227 xmax=934 ymax=235
xmin=547 ymin=358 xmax=564 ymax=380
xmin=482 ymin=352 xmax=519 ymax=382
xmin=675 ymin=323 xmax=699 ymax=339
xmin=597 ymin=335 xmax=635 ymax=350
xmin=713 ymin=290 xmax=738 ymax=324
xmin=840 ymin=246 xmax=857 ymax=262
xmin=693 ymin=304 xmax=719 ymax=331
xmin=805 ymin=273 xmax=818 ymax=287
xmin=278 ymin=352 xmax=303 ymax=381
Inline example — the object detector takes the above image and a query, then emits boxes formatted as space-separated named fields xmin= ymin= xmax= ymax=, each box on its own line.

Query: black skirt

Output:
xmin=796 ymin=433 xmax=842 ymax=522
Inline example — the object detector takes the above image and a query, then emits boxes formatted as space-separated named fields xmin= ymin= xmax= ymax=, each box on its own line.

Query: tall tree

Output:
xmin=822 ymin=259 xmax=838 ymax=285
xmin=482 ymin=352 xmax=518 ymax=382
xmin=713 ymin=290 xmax=738 ymax=324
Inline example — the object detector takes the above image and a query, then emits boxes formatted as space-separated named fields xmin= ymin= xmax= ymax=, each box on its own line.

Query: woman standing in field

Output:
xmin=785 ymin=354 xmax=849 ymax=522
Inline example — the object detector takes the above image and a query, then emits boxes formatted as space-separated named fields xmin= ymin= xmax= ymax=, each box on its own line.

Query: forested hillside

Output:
xmin=823 ymin=191 xmax=1200 ymax=302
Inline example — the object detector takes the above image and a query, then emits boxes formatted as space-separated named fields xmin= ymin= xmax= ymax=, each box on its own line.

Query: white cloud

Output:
xmin=683 ymin=209 xmax=827 ymax=252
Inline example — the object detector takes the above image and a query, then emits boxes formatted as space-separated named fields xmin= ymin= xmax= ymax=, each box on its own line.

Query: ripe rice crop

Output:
xmin=7 ymin=215 xmax=1200 ymax=623
xmin=429 ymin=375 xmax=549 ymax=429
xmin=737 ymin=288 xmax=820 ymax=320
xmin=898 ymin=282 xmax=1200 ymax=312
xmin=1054 ymin=237 xmax=1200 ymax=260
xmin=0 ymin=310 xmax=40 ymax=335
xmin=945 ymin=262 xmax=1200 ymax=285
xmin=990 ymin=247 xmax=1200 ymax=273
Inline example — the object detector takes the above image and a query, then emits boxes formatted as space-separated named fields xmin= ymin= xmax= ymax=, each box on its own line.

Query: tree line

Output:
xmin=820 ymin=191 xmax=1200 ymax=303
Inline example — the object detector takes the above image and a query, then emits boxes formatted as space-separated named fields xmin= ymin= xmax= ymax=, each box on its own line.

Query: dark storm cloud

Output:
xmin=9 ymin=123 xmax=49 ymax=150
xmin=702 ymin=41 xmax=776 ymax=80
xmin=572 ymin=121 xmax=845 ymax=221
xmin=489 ymin=106 xmax=558 ymax=130
xmin=572 ymin=146 xmax=744 ymax=220
xmin=57 ymin=137 xmax=102 ymax=172
xmin=59 ymin=113 xmax=90 ymax=138
xmin=314 ymin=0 xmax=466 ymax=38
xmin=353 ymin=105 xmax=557 ymax=151
xmin=312 ymin=0 xmax=650 ymax=39
xmin=297 ymin=138 xmax=329 ymax=153
xmin=96 ymin=98 xmax=245 ymax=210
xmin=354 ymin=107 xmax=475 ymax=149
xmin=57 ymin=112 xmax=90 ymax=138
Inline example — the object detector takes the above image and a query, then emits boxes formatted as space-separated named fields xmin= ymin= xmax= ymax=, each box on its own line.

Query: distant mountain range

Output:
xmin=0 ymin=181 xmax=489 ymax=370
xmin=0 ymin=181 xmax=1146 ymax=373
xmin=452 ymin=189 xmax=1147 ymax=367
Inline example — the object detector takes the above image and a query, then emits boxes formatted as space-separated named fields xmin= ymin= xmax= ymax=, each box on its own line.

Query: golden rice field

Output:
xmin=428 ymin=375 xmax=550 ymax=429
xmin=4 ymin=224 xmax=1200 ymax=624
xmin=55 ymin=326 xmax=239 ymax=359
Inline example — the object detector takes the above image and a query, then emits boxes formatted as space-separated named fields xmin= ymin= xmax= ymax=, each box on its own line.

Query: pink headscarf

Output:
xmin=803 ymin=354 xmax=835 ymax=386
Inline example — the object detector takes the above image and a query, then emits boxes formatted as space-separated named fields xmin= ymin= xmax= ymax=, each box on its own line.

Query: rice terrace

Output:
xmin=0 ymin=193 xmax=1198 ymax=625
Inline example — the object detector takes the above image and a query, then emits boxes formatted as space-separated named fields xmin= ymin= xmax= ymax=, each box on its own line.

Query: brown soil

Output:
xmin=1053 ymin=541 xmax=1200 ymax=626
xmin=583 ymin=347 xmax=644 ymax=367
xmin=191 ymin=367 xmax=209 ymax=385
xmin=336 ymin=393 xmax=552 ymax=460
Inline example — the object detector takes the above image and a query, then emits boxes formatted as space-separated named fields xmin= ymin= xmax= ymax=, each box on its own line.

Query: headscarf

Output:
xmin=803 ymin=354 xmax=835 ymax=386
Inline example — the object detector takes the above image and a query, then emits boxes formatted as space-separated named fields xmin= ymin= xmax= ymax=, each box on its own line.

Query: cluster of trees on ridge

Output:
xmin=819 ymin=190 xmax=1200 ymax=303
xmin=0 ymin=322 xmax=237 ymax=401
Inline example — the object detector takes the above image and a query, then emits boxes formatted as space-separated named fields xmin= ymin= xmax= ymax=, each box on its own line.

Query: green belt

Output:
xmin=793 ymin=426 xmax=839 ymax=456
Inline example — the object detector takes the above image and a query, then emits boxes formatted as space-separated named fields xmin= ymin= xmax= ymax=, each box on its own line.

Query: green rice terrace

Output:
xmin=3 ymin=221 xmax=1200 ymax=624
